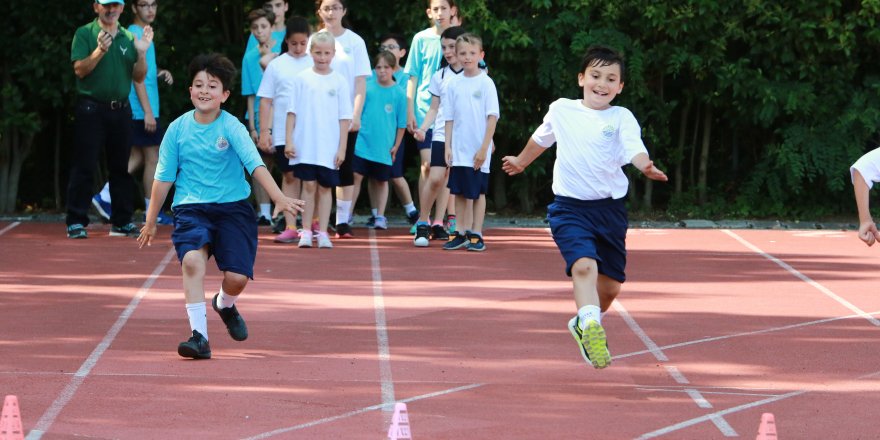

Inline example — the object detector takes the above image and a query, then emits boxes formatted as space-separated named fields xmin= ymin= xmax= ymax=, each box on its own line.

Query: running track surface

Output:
xmin=1 ymin=222 xmax=879 ymax=439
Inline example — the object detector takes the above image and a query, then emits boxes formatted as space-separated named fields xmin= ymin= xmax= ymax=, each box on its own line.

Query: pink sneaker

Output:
xmin=274 ymin=228 xmax=300 ymax=243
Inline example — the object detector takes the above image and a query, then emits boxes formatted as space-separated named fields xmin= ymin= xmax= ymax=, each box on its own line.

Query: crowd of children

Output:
xmin=78 ymin=0 xmax=673 ymax=369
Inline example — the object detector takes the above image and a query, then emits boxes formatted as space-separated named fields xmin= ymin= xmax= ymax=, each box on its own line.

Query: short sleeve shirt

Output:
xmin=287 ymin=69 xmax=353 ymax=168
xmin=71 ymin=20 xmax=138 ymax=101
xmin=403 ymin=28 xmax=442 ymax=126
xmin=355 ymin=79 xmax=407 ymax=165
xmin=443 ymin=72 xmax=500 ymax=173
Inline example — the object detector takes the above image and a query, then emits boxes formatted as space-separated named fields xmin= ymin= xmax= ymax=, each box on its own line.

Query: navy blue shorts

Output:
xmin=391 ymin=135 xmax=407 ymax=178
xmin=547 ymin=195 xmax=628 ymax=283
xmin=430 ymin=140 xmax=447 ymax=167
xmin=171 ymin=199 xmax=258 ymax=279
xmin=273 ymin=145 xmax=295 ymax=173
xmin=352 ymin=154 xmax=392 ymax=182
xmin=417 ymin=128 xmax=433 ymax=150
xmin=131 ymin=119 xmax=165 ymax=147
xmin=293 ymin=163 xmax=339 ymax=188
xmin=337 ymin=131 xmax=357 ymax=186
xmin=447 ymin=166 xmax=489 ymax=200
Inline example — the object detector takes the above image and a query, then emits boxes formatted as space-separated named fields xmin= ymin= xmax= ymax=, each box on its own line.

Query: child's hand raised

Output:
xmin=135 ymin=26 xmax=153 ymax=54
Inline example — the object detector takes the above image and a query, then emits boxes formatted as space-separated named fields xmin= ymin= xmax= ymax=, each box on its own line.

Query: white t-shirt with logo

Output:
xmin=287 ymin=69 xmax=353 ymax=168
xmin=442 ymin=72 xmax=500 ymax=173
xmin=257 ymin=53 xmax=314 ymax=147
xmin=532 ymin=98 xmax=648 ymax=200
xmin=309 ymin=29 xmax=372 ymax=104
xmin=427 ymin=65 xmax=463 ymax=143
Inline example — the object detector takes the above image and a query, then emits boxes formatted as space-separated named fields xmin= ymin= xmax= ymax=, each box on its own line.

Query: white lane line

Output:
xmin=636 ymin=390 xmax=807 ymax=439
xmin=26 ymin=247 xmax=175 ymax=440
xmin=637 ymin=387 xmax=782 ymax=398
xmin=614 ymin=310 xmax=880 ymax=360
xmin=722 ymin=229 xmax=880 ymax=326
xmin=0 ymin=221 xmax=21 ymax=236
xmin=614 ymin=301 xmax=737 ymax=436
xmin=368 ymin=229 xmax=395 ymax=411
xmin=242 ymin=383 xmax=485 ymax=440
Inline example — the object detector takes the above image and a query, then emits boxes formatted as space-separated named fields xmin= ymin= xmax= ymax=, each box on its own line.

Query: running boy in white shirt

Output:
xmin=285 ymin=32 xmax=353 ymax=249
xmin=441 ymin=33 xmax=498 ymax=252
xmin=258 ymin=17 xmax=313 ymax=243
xmin=502 ymin=45 xmax=667 ymax=369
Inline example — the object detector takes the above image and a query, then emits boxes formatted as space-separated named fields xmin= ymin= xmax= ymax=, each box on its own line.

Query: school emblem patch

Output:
xmin=384 ymin=103 xmax=394 ymax=114
xmin=602 ymin=125 xmax=615 ymax=139
xmin=328 ymin=88 xmax=337 ymax=97
xmin=216 ymin=136 xmax=229 ymax=151
xmin=472 ymin=90 xmax=482 ymax=99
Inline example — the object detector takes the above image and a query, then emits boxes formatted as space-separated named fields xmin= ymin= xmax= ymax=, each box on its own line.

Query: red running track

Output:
xmin=1 ymin=222 xmax=879 ymax=439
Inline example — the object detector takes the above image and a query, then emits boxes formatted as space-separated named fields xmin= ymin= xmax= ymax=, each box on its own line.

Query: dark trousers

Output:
xmin=65 ymin=97 xmax=135 ymax=227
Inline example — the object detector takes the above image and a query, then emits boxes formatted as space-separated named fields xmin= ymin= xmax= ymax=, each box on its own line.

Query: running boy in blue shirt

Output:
xmin=138 ymin=53 xmax=304 ymax=359
xmin=502 ymin=46 xmax=667 ymax=369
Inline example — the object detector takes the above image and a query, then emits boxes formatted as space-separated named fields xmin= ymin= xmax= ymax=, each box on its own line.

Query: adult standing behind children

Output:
xmin=502 ymin=46 xmax=667 ymax=369
xmin=91 ymin=0 xmax=174 ymax=226
xmin=138 ymin=53 xmax=304 ymax=359
xmin=258 ymin=17 xmax=314 ymax=244
xmin=67 ymin=0 xmax=150 ymax=239
xmin=312 ymin=0 xmax=371 ymax=239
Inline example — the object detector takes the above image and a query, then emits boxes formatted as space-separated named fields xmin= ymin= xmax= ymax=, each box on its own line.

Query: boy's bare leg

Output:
xmin=417 ymin=166 xmax=444 ymax=222
xmin=141 ymin=146 xmax=159 ymax=195
xmin=350 ymin=173 xmax=365 ymax=218
xmin=281 ymin=172 xmax=300 ymax=227
xmin=416 ymin=149 xmax=431 ymax=210
xmin=318 ymin=185 xmax=333 ymax=233
xmin=221 ymin=272 xmax=248 ymax=296
xmin=434 ymin=186 xmax=450 ymax=223
xmin=181 ymin=248 xmax=209 ymax=304
xmin=597 ymin=275 xmax=621 ymax=312
xmin=571 ymin=258 xmax=600 ymax=309
xmin=391 ymin=177 xmax=413 ymax=208
xmin=472 ymin=194 xmax=486 ymax=233
xmin=300 ymin=180 xmax=317 ymax=235
xmin=454 ymin=195 xmax=469 ymax=232
xmin=373 ymin=179 xmax=389 ymax=216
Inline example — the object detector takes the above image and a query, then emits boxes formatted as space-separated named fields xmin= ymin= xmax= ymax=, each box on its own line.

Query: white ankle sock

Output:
xmin=259 ymin=203 xmax=271 ymax=219
xmin=217 ymin=288 xmax=238 ymax=309
xmin=371 ymin=208 xmax=378 ymax=217
xmin=336 ymin=200 xmax=352 ymax=225
xmin=403 ymin=203 xmax=416 ymax=214
xmin=186 ymin=302 xmax=208 ymax=339
xmin=577 ymin=305 xmax=601 ymax=329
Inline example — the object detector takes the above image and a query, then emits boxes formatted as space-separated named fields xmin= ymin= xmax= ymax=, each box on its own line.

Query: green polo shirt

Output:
xmin=71 ymin=19 xmax=138 ymax=102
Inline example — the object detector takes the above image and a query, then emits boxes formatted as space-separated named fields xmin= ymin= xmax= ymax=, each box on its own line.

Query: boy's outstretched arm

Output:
xmin=853 ymin=169 xmax=880 ymax=246
xmin=138 ymin=180 xmax=173 ymax=248
xmin=252 ymin=166 xmax=305 ymax=218
xmin=631 ymin=153 xmax=669 ymax=182
xmin=502 ymin=138 xmax=545 ymax=176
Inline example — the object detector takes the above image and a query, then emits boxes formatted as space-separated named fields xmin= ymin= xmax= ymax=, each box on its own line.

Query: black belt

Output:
xmin=79 ymin=96 xmax=129 ymax=110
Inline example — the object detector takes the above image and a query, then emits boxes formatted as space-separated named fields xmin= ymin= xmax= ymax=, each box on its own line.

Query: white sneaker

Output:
xmin=317 ymin=233 xmax=333 ymax=249
xmin=374 ymin=216 xmax=388 ymax=230
xmin=298 ymin=231 xmax=313 ymax=248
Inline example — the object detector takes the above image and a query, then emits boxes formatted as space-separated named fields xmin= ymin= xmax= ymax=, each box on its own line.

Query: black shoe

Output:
xmin=257 ymin=216 xmax=272 ymax=226
xmin=431 ymin=224 xmax=449 ymax=241
xmin=443 ymin=231 xmax=469 ymax=250
xmin=212 ymin=293 xmax=248 ymax=341
xmin=406 ymin=210 xmax=420 ymax=225
xmin=335 ymin=222 xmax=353 ymax=238
xmin=177 ymin=330 xmax=211 ymax=359
xmin=272 ymin=215 xmax=286 ymax=234
xmin=109 ymin=223 xmax=139 ymax=237
xmin=413 ymin=223 xmax=430 ymax=247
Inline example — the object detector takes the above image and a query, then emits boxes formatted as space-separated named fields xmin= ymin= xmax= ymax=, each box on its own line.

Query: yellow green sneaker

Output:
xmin=567 ymin=316 xmax=611 ymax=369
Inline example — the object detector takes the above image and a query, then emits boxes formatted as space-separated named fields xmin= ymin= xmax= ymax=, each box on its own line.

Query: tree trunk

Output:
xmin=0 ymin=130 xmax=10 ymax=212
xmin=698 ymin=105 xmax=713 ymax=205
xmin=689 ymin=103 xmax=701 ymax=191
xmin=674 ymin=97 xmax=692 ymax=195
xmin=642 ymin=179 xmax=653 ymax=211
xmin=517 ymin=175 xmax=533 ymax=213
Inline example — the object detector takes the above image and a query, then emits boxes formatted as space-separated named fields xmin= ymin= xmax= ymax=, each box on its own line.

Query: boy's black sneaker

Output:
xmin=443 ymin=231 xmax=469 ymax=250
xmin=109 ymin=223 xmax=139 ymax=237
xmin=466 ymin=232 xmax=486 ymax=252
xmin=414 ymin=223 xmax=430 ymax=247
xmin=431 ymin=224 xmax=449 ymax=241
xmin=365 ymin=215 xmax=376 ymax=228
xmin=212 ymin=293 xmax=248 ymax=341
xmin=257 ymin=216 xmax=272 ymax=226
xmin=335 ymin=222 xmax=353 ymax=238
xmin=177 ymin=330 xmax=211 ymax=359
xmin=406 ymin=210 xmax=420 ymax=225
xmin=67 ymin=224 xmax=88 ymax=239
xmin=271 ymin=215 xmax=286 ymax=234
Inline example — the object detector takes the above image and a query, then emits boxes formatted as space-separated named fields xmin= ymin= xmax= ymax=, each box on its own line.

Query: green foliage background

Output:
xmin=2 ymin=0 xmax=880 ymax=218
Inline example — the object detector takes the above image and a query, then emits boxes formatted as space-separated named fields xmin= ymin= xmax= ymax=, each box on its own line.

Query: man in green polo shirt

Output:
xmin=66 ymin=0 xmax=152 ymax=239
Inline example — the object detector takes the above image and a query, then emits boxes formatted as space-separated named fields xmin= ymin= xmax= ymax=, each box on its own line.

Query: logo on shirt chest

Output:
xmin=120 ymin=46 xmax=127 ymax=55
xmin=216 ymin=136 xmax=229 ymax=151
xmin=384 ymin=103 xmax=393 ymax=114
xmin=472 ymin=90 xmax=482 ymax=99
xmin=328 ymin=88 xmax=337 ymax=97
xmin=602 ymin=124 xmax=615 ymax=139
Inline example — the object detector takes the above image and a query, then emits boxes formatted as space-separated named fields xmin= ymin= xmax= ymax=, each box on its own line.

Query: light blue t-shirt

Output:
xmin=355 ymin=79 xmax=407 ymax=165
xmin=127 ymin=24 xmax=158 ymax=119
xmin=392 ymin=69 xmax=409 ymax=92
xmin=155 ymin=110 xmax=265 ymax=207
xmin=246 ymin=29 xmax=286 ymax=54
xmin=403 ymin=28 xmax=442 ymax=126
xmin=241 ymin=36 xmax=284 ymax=128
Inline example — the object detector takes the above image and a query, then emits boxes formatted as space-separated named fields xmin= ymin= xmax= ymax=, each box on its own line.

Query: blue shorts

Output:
xmin=430 ymin=140 xmax=447 ymax=167
xmin=171 ymin=199 xmax=258 ymax=279
xmin=447 ymin=166 xmax=489 ymax=200
xmin=391 ymin=135 xmax=408 ymax=178
xmin=131 ymin=119 xmax=165 ymax=147
xmin=417 ymin=128 xmax=433 ymax=150
xmin=293 ymin=163 xmax=339 ymax=188
xmin=352 ymin=154 xmax=392 ymax=182
xmin=273 ymin=145 xmax=295 ymax=173
xmin=547 ymin=195 xmax=628 ymax=283
xmin=338 ymin=131 xmax=357 ymax=186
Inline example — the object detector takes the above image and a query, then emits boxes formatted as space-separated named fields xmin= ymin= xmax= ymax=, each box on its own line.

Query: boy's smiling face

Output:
xmin=578 ymin=62 xmax=624 ymax=110
xmin=189 ymin=71 xmax=230 ymax=115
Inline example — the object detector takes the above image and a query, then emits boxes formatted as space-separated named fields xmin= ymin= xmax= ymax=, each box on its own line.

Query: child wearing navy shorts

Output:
xmin=350 ymin=51 xmax=407 ymax=230
xmin=502 ymin=46 xmax=667 ymax=369
xmin=441 ymin=33 xmax=498 ymax=252
xmin=138 ymin=53 xmax=304 ymax=359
